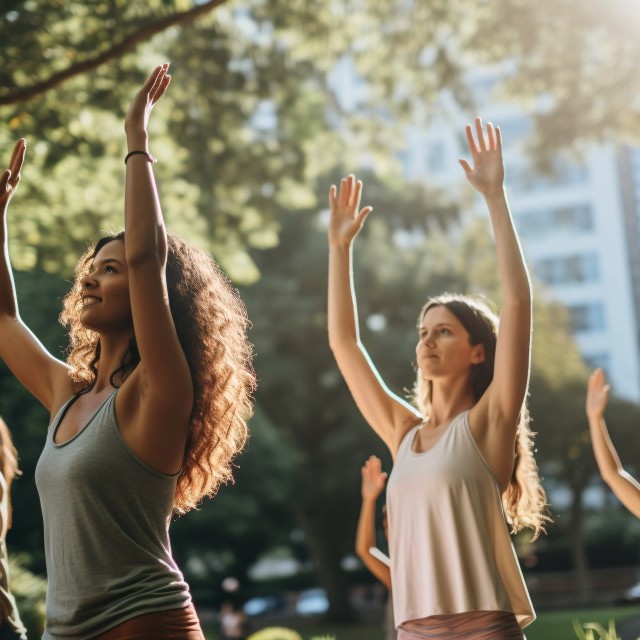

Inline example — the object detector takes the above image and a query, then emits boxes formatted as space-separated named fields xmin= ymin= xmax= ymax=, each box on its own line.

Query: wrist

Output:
xmin=361 ymin=494 xmax=378 ymax=504
xmin=483 ymin=185 xmax=507 ymax=203
xmin=329 ymin=239 xmax=353 ymax=251
xmin=125 ymin=130 xmax=149 ymax=151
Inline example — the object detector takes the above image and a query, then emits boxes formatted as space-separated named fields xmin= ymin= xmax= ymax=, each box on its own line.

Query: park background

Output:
xmin=3 ymin=1 xmax=640 ymax=638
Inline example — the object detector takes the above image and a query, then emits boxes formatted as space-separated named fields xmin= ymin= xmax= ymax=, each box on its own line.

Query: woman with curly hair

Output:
xmin=0 ymin=65 xmax=253 ymax=639
xmin=327 ymin=118 xmax=547 ymax=639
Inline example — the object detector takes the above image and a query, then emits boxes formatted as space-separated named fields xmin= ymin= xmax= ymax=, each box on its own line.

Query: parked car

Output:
xmin=243 ymin=594 xmax=286 ymax=616
xmin=295 ymin=588 xmax=329 ymax=615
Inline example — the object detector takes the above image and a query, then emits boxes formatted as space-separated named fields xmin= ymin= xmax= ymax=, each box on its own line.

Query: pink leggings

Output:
xmin=398 ymin=611 xmax=524 ymax=640
xmin=90 ymin=604 xmax=205 ymax=640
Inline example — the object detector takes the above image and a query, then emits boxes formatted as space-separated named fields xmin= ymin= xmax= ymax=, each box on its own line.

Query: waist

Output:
xmin=90 ymin=604 xmax=203 ymax=640
xmin=399 ymin=611 xmax=522 ymax=640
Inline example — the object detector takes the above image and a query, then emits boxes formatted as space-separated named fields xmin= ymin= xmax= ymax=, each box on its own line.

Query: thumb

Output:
xmin=356 ymin=206 xmax=373 ymax=227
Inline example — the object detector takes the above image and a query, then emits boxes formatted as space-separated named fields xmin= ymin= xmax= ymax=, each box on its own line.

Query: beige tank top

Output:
xmin=386 ymin=410 xmax=534 ymax=629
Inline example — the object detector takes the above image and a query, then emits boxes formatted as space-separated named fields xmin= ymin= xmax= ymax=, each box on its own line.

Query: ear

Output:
xmin=471 ymin=343 xmax=485 ymax=365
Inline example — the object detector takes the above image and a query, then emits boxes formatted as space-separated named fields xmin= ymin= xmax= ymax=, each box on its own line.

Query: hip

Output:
xmin=398 ymin=611 xmax=524 ymax=640
xmin=90 ymin=604 xmax=204 ymax=640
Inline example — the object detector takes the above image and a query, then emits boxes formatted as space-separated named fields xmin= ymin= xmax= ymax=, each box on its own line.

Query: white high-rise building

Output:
xmin=399 ymin=78 xmax=640 ymax=401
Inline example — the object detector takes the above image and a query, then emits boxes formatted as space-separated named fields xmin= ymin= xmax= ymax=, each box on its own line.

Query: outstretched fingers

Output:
xmin=475 ymin=117 xmax=487 ymax=152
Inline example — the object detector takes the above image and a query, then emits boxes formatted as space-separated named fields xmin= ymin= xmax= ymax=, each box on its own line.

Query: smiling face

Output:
xmin=79 ymin=239 xmax=133 ymax=333
xmin=416 ymin=304 xmax=485 ymax=382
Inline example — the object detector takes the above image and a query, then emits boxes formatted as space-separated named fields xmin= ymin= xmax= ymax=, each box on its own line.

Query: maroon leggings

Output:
xmin=90 ymin=604 xmax=204 ymax=640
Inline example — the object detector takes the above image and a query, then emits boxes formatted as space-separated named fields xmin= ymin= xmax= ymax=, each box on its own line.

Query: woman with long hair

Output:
xmin=0 ymin=65 xmax=253 ymax=639
xmin=0 ymin=418 xmax=26 ymax=640
xmin=327 ymin=118 xmax=547 ymax=639
xmin=586 ymin=368 xmax=640 ymax=517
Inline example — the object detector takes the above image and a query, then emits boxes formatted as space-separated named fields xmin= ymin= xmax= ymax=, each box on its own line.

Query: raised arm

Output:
xmin=461 ymin=119 xmax=532 ymax=481
xmin=0 ymin=140 xmax=71 ymax=411
xmin=586 ymin=369 xmax=640 ymax=518
xmin=328 ymin=175 xmax=420 ymax=454
xmin=355 ymin=456 xmax=391 ymax=589
xmin=122 ymin=66 xmax=193 ymax=468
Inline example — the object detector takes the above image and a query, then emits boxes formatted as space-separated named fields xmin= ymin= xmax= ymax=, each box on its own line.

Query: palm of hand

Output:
xmin=361 ymin=456 xmax=387 ymax=499
xmin=125 ymin=65 xmax=171 ymax=132
xmin=0 ymin=140 xmax=26 ymax=210
xmin=459 ymin=117 xmax=504 ymax=196
xmin=587 ymin=369 xmax=609 ymax=417
xmin=328 ymin=175 xmax=372 ymax=245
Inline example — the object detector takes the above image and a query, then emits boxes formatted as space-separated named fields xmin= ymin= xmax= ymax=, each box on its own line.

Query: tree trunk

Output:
xmin=296 ymin=507 xmax=356 ymax=623
xmin=568 ymin=483 xmax=592 ymax=604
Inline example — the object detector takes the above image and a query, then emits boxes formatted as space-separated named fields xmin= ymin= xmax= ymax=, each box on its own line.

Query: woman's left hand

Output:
xmin=125 ymin=64 xmax=171 ymax=135
xmin=459 ymin=116 xmax=504 ymax=198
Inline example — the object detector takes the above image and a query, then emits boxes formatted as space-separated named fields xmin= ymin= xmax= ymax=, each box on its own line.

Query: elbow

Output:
xmin=355 ymin=545 xmax=368 ymax=561
xmin=328 ymin=335 xmax=356 ymax=355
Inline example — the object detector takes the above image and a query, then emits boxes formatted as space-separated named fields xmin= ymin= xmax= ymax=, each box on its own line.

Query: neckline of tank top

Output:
xmin=408 ymin=409 xmax=468 ymax=456
xmin=51 ymin=388 xmax=118 ymax=448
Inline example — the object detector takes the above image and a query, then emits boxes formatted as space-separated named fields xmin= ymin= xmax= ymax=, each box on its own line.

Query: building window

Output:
xmin=516 ymin=204 xmax=594 ymax=239
xmin=583 ymin=353 xmax=610 ymax=375
xmin=535 ymin=253 xmax=599 ymax=286
xmin=568 ymin=303 xmax=606 ymax=333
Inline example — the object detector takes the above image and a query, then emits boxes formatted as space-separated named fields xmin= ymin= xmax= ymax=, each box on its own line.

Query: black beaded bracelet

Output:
xmin=124 ymin=150 xmax=156 ymax=164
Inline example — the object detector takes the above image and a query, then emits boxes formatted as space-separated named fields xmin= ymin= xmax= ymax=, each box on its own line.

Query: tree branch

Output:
xmin=0 ymin=0 xmax=230 ymax=106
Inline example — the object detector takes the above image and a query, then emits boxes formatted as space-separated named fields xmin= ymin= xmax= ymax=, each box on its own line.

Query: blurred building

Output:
xmin=385 ymin=67 xmax=640 ymax=401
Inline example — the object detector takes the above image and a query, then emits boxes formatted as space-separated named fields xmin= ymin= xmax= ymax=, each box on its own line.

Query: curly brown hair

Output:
xmin=413 ymin=293 xmax=550 ymax=539
xmin=60 ymin=231 xmax=255 ymax=513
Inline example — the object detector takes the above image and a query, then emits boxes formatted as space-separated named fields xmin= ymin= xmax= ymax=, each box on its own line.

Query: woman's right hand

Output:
xmin=0 ymin=139 xmax=26 ymax=214
xmin=361 ymin=455 xmax=387 ymax=501
xmin=328 ymin=174 xmax=372 ymax=246
xmin=586 ymin=368 xmax=610 ymax=420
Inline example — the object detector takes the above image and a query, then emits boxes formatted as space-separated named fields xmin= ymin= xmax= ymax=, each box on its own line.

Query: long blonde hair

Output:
xmin=413 ymin=293 xmax=549 ymax=539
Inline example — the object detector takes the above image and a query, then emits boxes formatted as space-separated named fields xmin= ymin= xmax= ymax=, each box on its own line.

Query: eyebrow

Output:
xmin=419 ymin=323 xmax=454 ymax=331
xmin=90 ymin=258 xmax=125 ymax=269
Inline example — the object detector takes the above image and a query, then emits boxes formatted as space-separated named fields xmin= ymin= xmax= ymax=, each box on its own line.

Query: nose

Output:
xmin=80 ymin=271 xmax=97 ymax=290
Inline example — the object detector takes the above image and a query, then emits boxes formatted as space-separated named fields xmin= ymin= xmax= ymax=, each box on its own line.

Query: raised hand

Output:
xmin=587 ymin=368 xmax=610 ymax=420
xmin=0 ymin=140 xmax=26 ymax=213
xmin=328 ymin=174 xmax=373 ymax=246
xmin=361 ymin=455 xmax=387 ymax=501
xmin=459 ymin=117 xmax=504 ymax=198
xmin=125 ymin=64 xmax=171 ymax=135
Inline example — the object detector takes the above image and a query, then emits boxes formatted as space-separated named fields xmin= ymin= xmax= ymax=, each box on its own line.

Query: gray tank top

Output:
xmin=35 ymin=390 xmax=191 ymax=639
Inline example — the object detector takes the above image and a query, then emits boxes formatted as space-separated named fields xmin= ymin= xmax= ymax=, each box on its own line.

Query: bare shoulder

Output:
xmin=48 ymin=374 xmax=79 ymax=422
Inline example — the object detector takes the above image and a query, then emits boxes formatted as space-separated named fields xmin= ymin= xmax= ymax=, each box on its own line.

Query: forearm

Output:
xmin=589 ymin=413 xmax=640 ymax=517
xmin=485 ymin=189 xmax=531 ymax=304
xmin=0 ymin=213 xmax=19 ymax=319
xmin=588 ymin=414 xmax=624 ymax=482
xmin=328 ymin=243 xmax=361 ymax=349
xmin=355 ymin=497 xmax=377 ymax=556
xmin=124 ymin=130 xmax=167 ymax=265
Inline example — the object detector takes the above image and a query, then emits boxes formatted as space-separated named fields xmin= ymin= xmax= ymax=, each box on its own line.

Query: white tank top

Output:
xmin=386 ymin=410 xmax=534 ymax=629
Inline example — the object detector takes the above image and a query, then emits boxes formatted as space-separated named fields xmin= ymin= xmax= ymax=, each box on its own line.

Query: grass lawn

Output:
xmin=526 ymin=606 xmax=639 ymax=640
xmin=203 ymin=607 xmax=640 ymax=639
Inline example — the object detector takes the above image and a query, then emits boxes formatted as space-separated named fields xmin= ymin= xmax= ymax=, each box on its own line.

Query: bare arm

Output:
xmin=0 ymin=140 xmax=71 ymax=411
xmin=123 ymin=66 xmax=193 ymax=470
xmin=328 ymin=176 xmax=420 ymax=454
xmin=586 ymin=369 xmax=640 ymax=518
xmin=462 ymin=119 xmax=531 ymax=485
xmin=355 ymin=456 xmax=391 ymax=589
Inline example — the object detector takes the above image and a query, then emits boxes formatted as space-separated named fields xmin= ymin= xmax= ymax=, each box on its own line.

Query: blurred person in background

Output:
xmin=586 ymin=368 xmax=640 ymax=517
xmin=356 ymin=455 xmax=395 ymax=640
xmin=0 ymin=418 xmax=26 ymax=640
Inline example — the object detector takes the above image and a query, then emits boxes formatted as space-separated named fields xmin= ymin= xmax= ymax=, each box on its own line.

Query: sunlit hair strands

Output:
xmin=60 ymin=231 xmax=255 ymax=513
xmin=413 ymin=293 xmax=549 ymax=539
